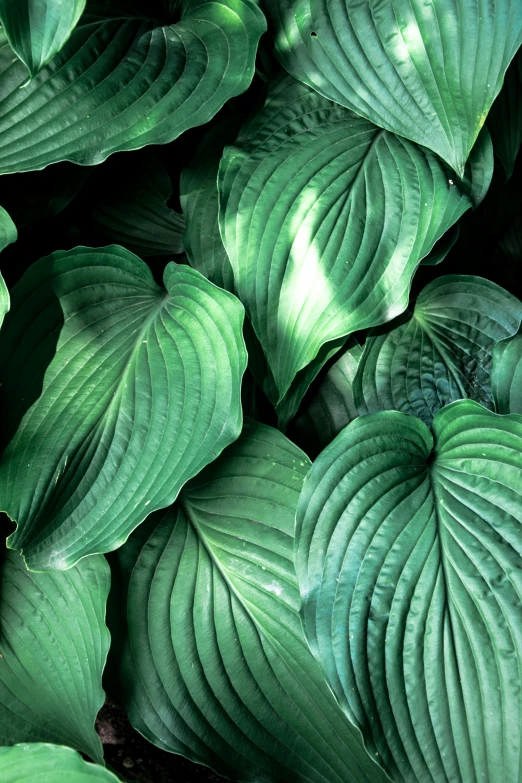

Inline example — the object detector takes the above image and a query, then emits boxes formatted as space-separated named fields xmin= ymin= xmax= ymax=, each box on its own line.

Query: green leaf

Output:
xmin=0 ymin=205 xmax=17 ymax=253
xmin=290 ymin=337 xmax=362 ymax=457
xmin=0 ymin=0 xmax=86 ymax=77
xmin=219 ymin=75 xmax=478 ymax=403
xmin=0 ymin=272 xmax=7 ymax=329
xmin=180 ymin=119 xmax=239 ymax=291
xmin=354 ymin=275 xmax=522 ymax=426
xmin=298 ymin=400 xmax=522 ymax=783
xmin=91 ymin=149 xmax=185 ymax=257
xmin=0 ymin=246 xmax=246 ymax=570
xmin=0 ymin=0 xmax=266 ymax=174
xmin=488 ymin=51 xmax=522 ymax=180
xmin=0 ymin=743 xmax=121 ymax=782
xmin=264 ymin=0 xmax=522 ymax=175
xmin=0 ymin=550 xmax=109 ymax=761
xmin=113 ymin=420 xmax=390 ymax=783
xmin=492 ymin=325 xmax=522 ymax=413
xmin=420 ymin=225 xmax=459 ymax=267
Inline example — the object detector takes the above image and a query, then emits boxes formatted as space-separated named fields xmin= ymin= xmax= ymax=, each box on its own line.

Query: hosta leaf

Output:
xmin=290 ymin=337 xmax=362 ymax=457
xmin=420 ymin=225 xmax=459 ymax=267
xmin=298 ymin=400 xmax=522 ymax=783
xmin=113 ymin=420 xmax=390 ymax=783
xmin=0 ymin=205 xmax=17 ymax=253
xmin=0 ymin=246 xmax=246 ymax=570
xmin=0 ymin=743 xmax=121 ymax=782
xmin=180 ymin=119 xmax=239 ymax=291
xmin=0 ymin=0 xmax=86 ymax=77
xmin=354 ymin=275 xmax=522 ymax=426
xmin=91 ymin=149 xmax=185 ymax=257
xmin=488 ymin=51 xmax=522 ymax=180
xmin=492 ymin=325 xmax=522 ymax=413
xmin=0 ymin=550 xmax=109 ymax=761
xmin=264 ymin=0 xmax=522 ymax=175
xmin=460 ymin=126 xmax=494 ymax=208
xmin=0 ymin=0 xmax=266 ymax=174
xmin=0 ymin=272 xmax=7 ymax=328
xmin=219 ymin=76 xmax=478 ymax=402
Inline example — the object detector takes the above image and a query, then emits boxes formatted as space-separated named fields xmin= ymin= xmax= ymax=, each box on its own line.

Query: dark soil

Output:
xmin=96 ymin=699 xmax=229 ymax=783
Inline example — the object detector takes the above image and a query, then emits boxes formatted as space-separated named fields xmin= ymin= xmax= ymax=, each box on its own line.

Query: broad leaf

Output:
xmin=180 ymin=119 xmax=239 ymax=291
xmin=0 ymin=550 xmax=109 ymax=761
xmin=219 ymin=76 xmax=479 ymax=402
xmin=0 ymin=0 xmax=266 ymax=173
xmin=420 ymin=225 xmax=459 ymax=267
xmin=298 ymin=400 xmax=522 ymax=783
xmin=0 ymin=743 xmax=121 ymax=782
xmin=0 ymin=272 xmax=7 ymax=329
xmin=290 ymin=337 xmax=362 ymax=457
xmin=488 ymin=51 xmax=522 ymax=180
xmin=264 ymin=0 xmax=522 ymax=175
xmin=0 ymin=246 xmax=246 ymax=570
xmin=492 ymin=325 xmax=522 ymax=413
xmin=0 ymin=0 xmax=86 ymax=77
xmin=354 ymin=275 xmax=522 ymax=426
xmin=113 ymin=420 xmax=390 ymax=783
xmin=0 ymin=205 xmax=17 ymax=253
xmin=91 ymin=149 xmax=185 ymax=257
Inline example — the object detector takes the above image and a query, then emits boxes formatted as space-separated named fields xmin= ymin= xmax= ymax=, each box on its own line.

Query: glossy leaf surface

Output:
xmin=0 ymin=551 xmax=109 ymax=761
xmin=219 ymin=76 xmax=478 ymax=402
xmin=298 ymin=400 xmax=522 ymax=783
xmin=0 ymin=246 xmax=246 ymax=570
xmin=0 ymin=743 xmax=121 ymax=782
xmin=265 ymin=0 xmax=522 ymax=174
xmin=114 ymin=420 xmax=390 ymax=783
xmin=354 ymin=275 xmax=522 ymax=426
xmin=492 ymin=325 xmax=522 ymax=413
xmin=91 ymin=149 xmax=184 ymax=257
xmin=0 ymin=0 xmax=86 ymax=77
xmin=0 ymin=0 xmax=266 ymax=173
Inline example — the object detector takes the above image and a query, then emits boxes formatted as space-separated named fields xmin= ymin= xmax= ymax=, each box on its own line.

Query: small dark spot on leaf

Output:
xmin=311 ymin=31 xmax=317 ymax=37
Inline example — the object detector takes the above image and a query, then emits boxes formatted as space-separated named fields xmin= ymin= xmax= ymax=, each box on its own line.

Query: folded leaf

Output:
xmin=0 ymin=0 xmax=86 ymax=77
xmin=298 ymin=400 xmax=522 ymax=783
xmin=219 ymin=76 xmax=478 ymax=402
xmin=420 ymin=225 xmax=459 ymax=267
xmin=0 ymin=0 xmax=266 ymax=173
xmin=0 ymin=550 xmax=109 ymax=761
xmin=113 ymin=420 xmax=390 ymax=783
xmin=492 ymin=325 xmax=522 ymax=413
xmin=354 ymin=275 xmax=522 ymax=426
xmin=290 ymin=337 xmax=362 ymax=457
xmin=0 ymin=246 xmax=246 ymax=570
xmin=488 ymin=51 xmax=522 ymax=180
xmin=90 ymin=149 xmax=184 ymax=257
xmin=264 ymin=0 xmax=522 ymax=175
xmin=0 ymin=743 xmax=121 ymax=782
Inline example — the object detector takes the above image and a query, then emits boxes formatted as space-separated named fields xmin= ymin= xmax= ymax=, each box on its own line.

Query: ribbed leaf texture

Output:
xmin=0 ymin=551 xmax=109 ymax=761
xmin=219 ymin=76 xmax=482 ymax=402
xmin=264 ymin=0 xmax=522 ymax=174
xmin=493 ymin=325 xmax=522 ymax=414
xmin=0 ymin=743 xmax=122 ymax=782
xmin=298 ymin=400 xmax=522 ymax=783
xmin=112 ymin=420 xmax=390 ymax=783
xmin=354 ymin=275 xmax=522 ymax=426
xmin=0 ymin=246 xmax=246 ymax=570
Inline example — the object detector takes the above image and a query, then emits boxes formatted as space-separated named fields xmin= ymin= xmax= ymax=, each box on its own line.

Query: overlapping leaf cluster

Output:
xmin=0 ymin=1 xmax=521 ymax=782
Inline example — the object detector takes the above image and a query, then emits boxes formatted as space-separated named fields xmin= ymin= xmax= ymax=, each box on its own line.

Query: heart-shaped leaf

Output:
xmin=219 ymin=76 xmax=479 ymax=402
xmin=0 ymin=0 xmax=266 ymax=173
xmin=492 ymin=325 xmax=522 ymax=413
xmin=298 ymin=400 xmax=522 ymax=783
xmin=0 ymin=246 xmax=246 ymax=570
xmin=0 ymin=744 xmax=122 ymax=782
xmin=0 ymin=550 xmax=109 ymax=761
xmin=90 ymin=149 xmax=185 ymax=257
xmin=354 ymin=275 xmax=522 ymax=426
xmin=264 ymin=0 xmax=522 ymax=175
xmin=111 ymin=420 xmax=390 ymax=783
xmin=0 ymin=0 xmax=86 ymax=77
